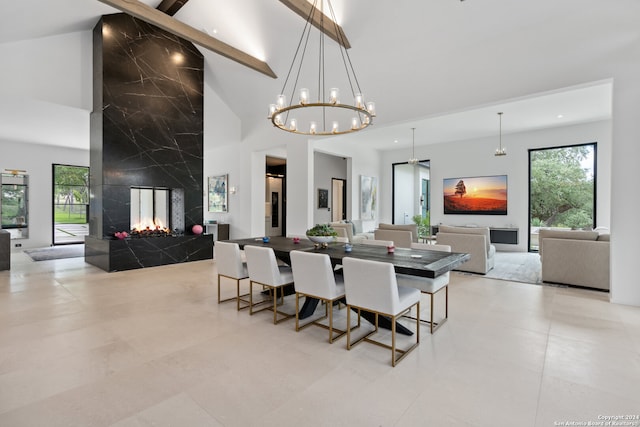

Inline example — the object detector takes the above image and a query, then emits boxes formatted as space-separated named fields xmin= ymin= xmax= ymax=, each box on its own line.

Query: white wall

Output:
xmin=610 ymin=72 xmax=640 ymax=306
xmin=379 ymin=120 xmax=612 ymax=252
xmin=0 ymin=31 xmax=92 ymax=109
xmin=0 ymin=140 xmax=89 ymax=250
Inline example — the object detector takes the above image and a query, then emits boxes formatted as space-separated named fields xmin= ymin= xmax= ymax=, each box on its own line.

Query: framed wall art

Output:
xmin=318 ymin=188 xmax=329 ymax=209
xmin=360 ymin=175 xmax=378 ymax=220
xmin=443 ymin=175 xmax=507 ymax=215
xmin=208 ymin=174 xmax=228 ymax=212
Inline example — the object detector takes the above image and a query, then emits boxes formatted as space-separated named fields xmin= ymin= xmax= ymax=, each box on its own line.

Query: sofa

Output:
xmin=330 ymin=221 xmax=372 ymax=243
xmin=436 ymin=225 xmax=496 ymax=274
xmin=374 ymin=229 xmax=413 ymax=248
xmin=373 ymin=223 xmax=419 ymax=248
xmin=538 ymin=229 xmax=610 ymax=290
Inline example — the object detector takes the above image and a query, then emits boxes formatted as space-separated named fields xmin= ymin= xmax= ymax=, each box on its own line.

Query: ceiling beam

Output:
xmin=97 ymin=0 xmax=277 ymax=78
xmin=157 ymin=0 xmax=189 ymax=17
xmin=279 ymin=0 xmax=351 ymax=49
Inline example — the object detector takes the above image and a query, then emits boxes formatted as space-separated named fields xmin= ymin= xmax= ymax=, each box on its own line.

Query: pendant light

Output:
xmin=495 ymin=112 xmax=506 ymax=156
xmin=408 ymin=127 xmax=418 ymax=165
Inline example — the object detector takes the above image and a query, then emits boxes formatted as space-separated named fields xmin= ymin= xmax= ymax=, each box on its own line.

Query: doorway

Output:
xmin=392 ymin=160 xmax=430 ymax=228
xmin=528 ymin=143 xmax=597 ymax=251
xmin=331 ymin=178 xmax=346 ymax=222
xmin=52 ymin=164 xmax=89 ymax=245
xmin=266 ymin=156 xmax=286 ymax=237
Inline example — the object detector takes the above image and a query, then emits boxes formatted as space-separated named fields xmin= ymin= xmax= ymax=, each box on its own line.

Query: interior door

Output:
xmin=331 ymin=178 xmax=346 ymax=222
xmin=265 ymin=176 xmax=283 ymax=236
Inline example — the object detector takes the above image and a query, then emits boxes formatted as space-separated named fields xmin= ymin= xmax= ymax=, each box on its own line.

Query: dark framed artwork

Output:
xmin=443 ymin=175 xmax=508 ymax=215
xmin=318 ymin=188 xmax=329 ymax=209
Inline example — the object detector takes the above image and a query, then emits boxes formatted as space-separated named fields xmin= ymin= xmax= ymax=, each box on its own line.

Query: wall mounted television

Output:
xmin=443 ymin=175 xmax=507 ymax=215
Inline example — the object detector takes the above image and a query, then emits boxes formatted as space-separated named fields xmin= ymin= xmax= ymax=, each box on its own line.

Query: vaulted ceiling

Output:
xmin=1 ymin=0 xmax=637 ymax=150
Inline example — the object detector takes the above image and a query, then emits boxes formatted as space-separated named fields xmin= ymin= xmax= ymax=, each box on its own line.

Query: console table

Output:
xmin=432 ymin=226 xmax=518 ymax=245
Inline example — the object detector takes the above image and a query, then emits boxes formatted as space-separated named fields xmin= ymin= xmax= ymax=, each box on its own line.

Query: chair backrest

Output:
xmin=244 ymin=245 xmax=287 ymax=286
xmin=410 ymin=242 xmax=452 ymax=253
xmin=215 ymin=241 xmax=246 ymax=279
xmin=410 ymin=243 xmax=452 ymax=282
xmin=290 ymin=250 xmax=337 ymax=298
xmin=360 ymin=239 xmax=394 ymax=247
xmin=342 ymin=257 xmax=400 ymax=314
xmin=374 ymin=229 xmax=412 ymax=248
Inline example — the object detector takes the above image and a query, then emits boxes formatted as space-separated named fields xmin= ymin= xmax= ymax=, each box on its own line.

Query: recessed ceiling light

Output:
xmin=394 ymin=139 xmax=399 ymax=143
xmin=557 ymin=114 xmax=564 ymax=119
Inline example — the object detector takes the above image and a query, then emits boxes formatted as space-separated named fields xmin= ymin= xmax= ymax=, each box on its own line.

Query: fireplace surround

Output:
xmin=85 ymin=13 xmax=213 ymax=272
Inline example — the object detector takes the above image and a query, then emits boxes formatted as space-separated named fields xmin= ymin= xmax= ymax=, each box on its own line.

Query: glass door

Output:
xmin=52 ymin=164 xmax=89 ymax=245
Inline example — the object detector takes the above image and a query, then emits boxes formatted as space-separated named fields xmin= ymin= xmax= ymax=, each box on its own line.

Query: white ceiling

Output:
xmin=0 ymin=0 xmax=634 ymax=151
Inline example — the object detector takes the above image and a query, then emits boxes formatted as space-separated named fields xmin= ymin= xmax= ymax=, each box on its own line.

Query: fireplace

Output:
xmin=85 ymin=13 xmax=213 ymax=272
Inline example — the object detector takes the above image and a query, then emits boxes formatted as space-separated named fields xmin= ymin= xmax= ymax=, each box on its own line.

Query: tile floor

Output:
xmin=0 ymin=252 xmax=639 ymax=426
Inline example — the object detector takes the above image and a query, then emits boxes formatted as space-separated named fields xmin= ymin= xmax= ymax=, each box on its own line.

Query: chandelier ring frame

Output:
xmin=271 ymin=102 xmax=373 ymax=136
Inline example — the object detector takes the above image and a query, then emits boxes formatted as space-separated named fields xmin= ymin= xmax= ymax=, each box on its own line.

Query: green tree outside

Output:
xmin=54 ymin=165 xmax=89 ymax=223
xmin=530 ymin=145 xmax=594 ymax=229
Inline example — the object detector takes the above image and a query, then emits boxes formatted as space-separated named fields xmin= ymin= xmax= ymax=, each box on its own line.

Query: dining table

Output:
xmin=224 ymin=236 xmax=470 ymax=334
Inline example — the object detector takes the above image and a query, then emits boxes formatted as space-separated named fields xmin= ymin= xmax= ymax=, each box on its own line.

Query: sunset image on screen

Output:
xmin=443 ymin=175 xmax=507 ymax=215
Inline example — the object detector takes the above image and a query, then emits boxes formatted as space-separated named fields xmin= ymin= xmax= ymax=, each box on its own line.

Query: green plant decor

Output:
xmin=306 ymin=224 xmax=338 ymax=237
xmin=412 ymin=214 xmax=431 ymax=238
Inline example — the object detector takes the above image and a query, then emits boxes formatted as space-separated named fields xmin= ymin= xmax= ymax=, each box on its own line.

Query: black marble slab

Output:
xmin=91 ymin=13 xmax=204 ymax=238
xmin=85 ymin=234 xmax=213 ymax=272
xmin=0 ymin=230 xmax=10 ymax=271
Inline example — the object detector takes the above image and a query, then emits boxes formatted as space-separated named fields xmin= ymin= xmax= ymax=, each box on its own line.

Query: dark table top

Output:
xmin=225 ymin=236 xmax=470 ymax=279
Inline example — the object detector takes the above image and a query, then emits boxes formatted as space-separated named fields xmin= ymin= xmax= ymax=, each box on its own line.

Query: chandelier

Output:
xmin=408 ymin=127 xmax=418 ymax=165
xmin=268 ymin=0 xmax=375 ymax=136
xmin=495 ymin=112 xmax=507 ymax=156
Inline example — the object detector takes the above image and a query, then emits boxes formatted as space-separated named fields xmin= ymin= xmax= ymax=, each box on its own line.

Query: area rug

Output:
xmin=464 ymin=251 xmax=542 ymax=285
xmin=24 ymin=244 xmax=84 ymax=261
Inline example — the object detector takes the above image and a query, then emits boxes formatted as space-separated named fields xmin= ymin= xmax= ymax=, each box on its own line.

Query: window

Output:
xmin=528 ymin=143 xmax=596 ymax=251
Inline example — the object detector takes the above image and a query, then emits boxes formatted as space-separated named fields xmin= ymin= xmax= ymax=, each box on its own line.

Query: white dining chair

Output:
xmin=402 ymin=242 xmax=452 ymax=333
xmin=290 ymin=250 xmax=352 ymax=343
xmin=244 ymin=245 xmax=295 ymax=324
xmin=214 ymin=241 xmax=250 ymax=310
xmin=342 ymin=257 xmax=421 ymax=367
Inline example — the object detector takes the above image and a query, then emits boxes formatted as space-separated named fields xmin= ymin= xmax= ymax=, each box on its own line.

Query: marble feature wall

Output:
xmin=87 ymin=13 xmax=211 ymax=271
xmin=0 ymin=230 xmax=10 ymax=271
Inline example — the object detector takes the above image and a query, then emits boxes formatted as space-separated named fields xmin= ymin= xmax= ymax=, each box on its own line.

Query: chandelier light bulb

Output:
xmin=329 ymin=88 xmax=339 ymax=104
xmin=289 ymin=118 xmax=297 ymax=131
xmin=276 ymin=94 xmax=286 ymax=110
xmin=310 ymin=121 xmax=317 ymax=134
xmin=268 ymin=104 xmax=277 ymax=119
xmin=299 ymin=88 xmax=309 ymax=105
xmin=332 ymin=121 xmax=339 ymax=133
xmin=351 ymin=117 xmax=358 ymax=130
xmin=366 ymin=101 xmax=376 ymax=116
xmin=355 ymin=93 xmax=364 ymax=109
